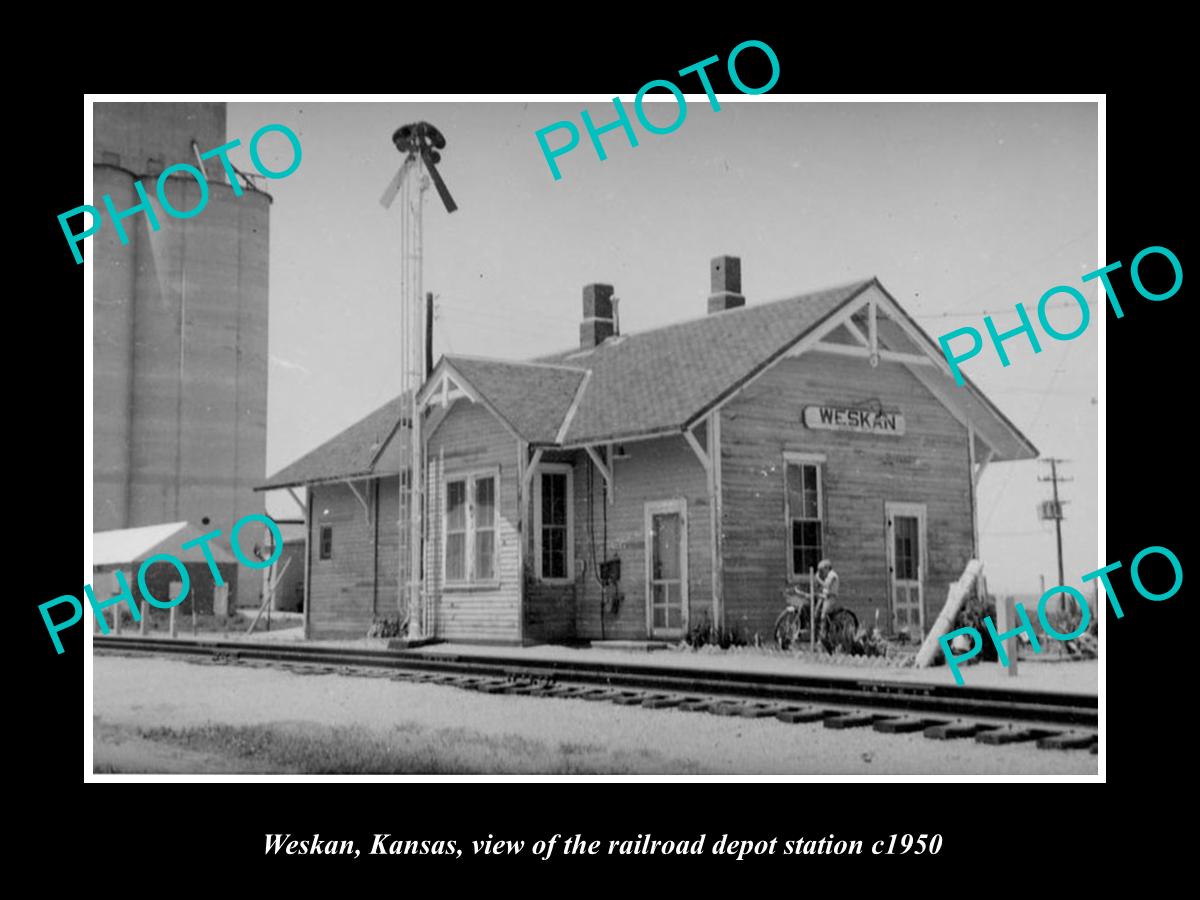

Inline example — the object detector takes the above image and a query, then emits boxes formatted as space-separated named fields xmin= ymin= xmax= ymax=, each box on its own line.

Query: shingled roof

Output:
xmin=257 ymin=276 xmax=1034 ymax=490
xmin=443 ymin=357 xmax=588 ymax=444
xmin=544 ymin=279 xmax=871 ymax=445
xmin=257 ymin=394 xmax=407 ymax=491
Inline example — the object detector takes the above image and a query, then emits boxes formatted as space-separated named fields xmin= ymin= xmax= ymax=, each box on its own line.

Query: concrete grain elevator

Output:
xmin=92 ymin=102 xmax=269 ymax=578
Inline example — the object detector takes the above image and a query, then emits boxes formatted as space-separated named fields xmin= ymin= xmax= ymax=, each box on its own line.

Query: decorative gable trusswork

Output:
xmin=257 ymin=270 xmax=1036 ymax=494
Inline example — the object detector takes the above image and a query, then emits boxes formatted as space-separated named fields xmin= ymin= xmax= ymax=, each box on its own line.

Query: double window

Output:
xmin=445 ymin=471 xmax=498 ymax=583
xmin=784 ymin=453 xmax=825 ymax=578
xmin=534 ymin=465 xmax=574 ymax=581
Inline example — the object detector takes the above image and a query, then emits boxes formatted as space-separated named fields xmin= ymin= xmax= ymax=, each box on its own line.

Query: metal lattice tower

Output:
xmin=380 ymin=122 xmax=456 ymax=639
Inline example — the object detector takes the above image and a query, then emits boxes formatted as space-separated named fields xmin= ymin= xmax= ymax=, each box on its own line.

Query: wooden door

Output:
xmin=886 ymin=503 xmax=926 ymax=639
xmin=645 ymin=500 xmax=688 ymax=639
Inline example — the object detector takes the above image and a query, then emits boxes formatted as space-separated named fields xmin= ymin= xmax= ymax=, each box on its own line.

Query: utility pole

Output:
xmin=1037 ymin=458 xmax=1073 ymax=617
xmin=426 ymin=292 xmax=434 ymax=377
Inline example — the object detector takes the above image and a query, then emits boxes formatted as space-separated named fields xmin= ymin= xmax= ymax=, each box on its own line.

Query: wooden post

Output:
xmin=247 ymin=559 xmax=290 ymax=635
xmin=169 ymin=603 xmax=177 ymax=638
xmin=113 ymin=601 xmax=121 ymax=635
xmin=426 ymin=291 xmax=434 ymax=377
xmin=409 ymin=393 xmax=424 ymax=639
xmin=996 ymin=594 xmax=1019 ymax=677
xmin=191 ymin=594 xmax=198 ymax=636
xmin=139 ymin=599 xmax=147 ymax=635
xmin=707 ymin=412 xmax=724 ymax=630
xmin=809 ymin=567 xmax=816 ymax=651
xmin=914 ymin=559 xmax=983 ymax=667
xmin=303 ymin=491 xmax=313 ymax=640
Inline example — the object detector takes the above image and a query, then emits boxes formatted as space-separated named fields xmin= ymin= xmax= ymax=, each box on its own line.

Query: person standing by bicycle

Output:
xmin=815 ymin=559 xmax=840 ymax=638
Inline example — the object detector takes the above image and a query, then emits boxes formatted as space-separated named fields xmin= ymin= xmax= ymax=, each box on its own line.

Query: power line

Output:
xmin=915 ymin=226 xmax=1097 ymax=316
xmin=911 ymin=296 xmax=1098 ymax=321
xmin=980 ymin=334 xmax=1077 ymax=534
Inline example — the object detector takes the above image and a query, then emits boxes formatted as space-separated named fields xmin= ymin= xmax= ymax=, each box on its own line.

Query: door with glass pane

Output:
xmin=645 ymin=500 xmax=688 ymax=639
xmin=886 ymin=502 xmax=926 ymax=640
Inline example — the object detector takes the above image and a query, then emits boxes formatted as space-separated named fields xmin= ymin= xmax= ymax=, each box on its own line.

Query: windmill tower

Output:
xmin=380 ymin=122 xmax=457 ymax=639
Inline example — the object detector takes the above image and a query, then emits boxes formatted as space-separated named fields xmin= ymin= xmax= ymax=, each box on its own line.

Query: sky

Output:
xmin=228 ymin=100 xmax=1099 ymax=596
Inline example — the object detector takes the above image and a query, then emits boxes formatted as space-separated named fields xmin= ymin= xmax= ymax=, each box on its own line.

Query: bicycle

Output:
xmin=774 ymin=584 xmax=859 ymax=652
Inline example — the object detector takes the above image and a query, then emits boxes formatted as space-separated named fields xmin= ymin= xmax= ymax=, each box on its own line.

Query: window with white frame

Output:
xmin=534 ymin=465 xmax=574 ymax=581
xmin=785 ymin=453 xmax=825 ymax=578
xmin=444 ymin=471 xmax=498 ymax=584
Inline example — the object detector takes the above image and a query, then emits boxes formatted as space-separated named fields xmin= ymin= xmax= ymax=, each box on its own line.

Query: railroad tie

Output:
xmin=709 ymin=701 xmax=749 ymax=716
xmin=776 ymin=706 xmax=838 ymax=724
xmin=535 ymin=684 xmax=588 ymax=698
xmin=431 ymin=674 xmax=477 ymax=687
xmin=291 ymin=665 xmax=334 ymax=676
xmin=1037 ymin=731 xmax=1098 ymax=751
xmin=678 ymin=698 xmax=721 ymax=713
xmin=824 ymin=711 xmax=892 ymax=730
xmin=406 ymin=672 xmax=444 ymax=683
xmin=737 ymin=702 xmax=793 ymax=719
xmin=500 ymin=681 xmax=541 ymax=695
xmin=579 ymin=689 xmax=629 ymax=702
xmin=478 ymin=680 xmax=517 ymax=694
xmin=874 ymin=717 xmax=949 ymax=734
xmin=975 ymin=726 xmax=1061 ymax=746
xmin=611 ymin=691 xmax=655 ymax=706
xmin=924 ymin=720 xmax=998 ymax=740
xmin=642 ymin=695 xmax=693 ymax=709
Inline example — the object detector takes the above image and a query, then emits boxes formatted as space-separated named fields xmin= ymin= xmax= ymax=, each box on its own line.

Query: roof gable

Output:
xmin=549 ymin=280 xmax=872 ymax=445
xmin=257 ymin=275 xmax=1037 ymax=488
xmin=257 ymin=394 xmax=408 ymax=491
xmin=439 ymin=357 xmax=588 ymax=445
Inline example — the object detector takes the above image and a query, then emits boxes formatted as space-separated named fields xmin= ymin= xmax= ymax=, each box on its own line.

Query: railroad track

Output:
xmin=94 ymin=636 xmax=1099 ymax=753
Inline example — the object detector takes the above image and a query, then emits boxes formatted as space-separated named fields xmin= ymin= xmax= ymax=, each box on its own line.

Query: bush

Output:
xmin=684 ymin=613 xmax=746 ymax=649
xmin=367 ymin=617 xmax=401 ymax=639
xmin=822 ymin=621 xmax=888 ymax=657
xmin=952 ymin=594 xmax=999 ymax=661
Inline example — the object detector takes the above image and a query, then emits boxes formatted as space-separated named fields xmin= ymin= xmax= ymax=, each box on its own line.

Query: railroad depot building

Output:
xmin=258 ymin=257 xmax=1036 ymax=643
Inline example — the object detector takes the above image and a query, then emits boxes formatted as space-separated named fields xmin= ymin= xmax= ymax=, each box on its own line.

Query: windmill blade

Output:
xmin=421 ymin=147 xmax=458 ymax=213
xmin=379 ymin=154 xmax=416 ymax=209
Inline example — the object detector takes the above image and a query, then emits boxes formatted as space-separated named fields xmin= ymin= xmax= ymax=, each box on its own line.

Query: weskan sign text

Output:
xmin=803 ymin=406 xmax=905 ymax=436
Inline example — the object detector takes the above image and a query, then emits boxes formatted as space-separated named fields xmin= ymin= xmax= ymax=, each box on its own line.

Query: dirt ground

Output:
xmin=92 ymin=655 xmax=1098 ymax=776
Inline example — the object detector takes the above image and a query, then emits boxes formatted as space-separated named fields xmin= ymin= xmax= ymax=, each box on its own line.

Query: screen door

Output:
xmin=645 ymin=500 xmax=688 ymax=638
xmin=886 ymin=503 xmax=926 ymax=639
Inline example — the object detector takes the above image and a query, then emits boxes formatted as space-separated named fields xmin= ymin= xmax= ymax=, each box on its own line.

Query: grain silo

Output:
xmin=92 ymin=102 xmax=269 ymax=582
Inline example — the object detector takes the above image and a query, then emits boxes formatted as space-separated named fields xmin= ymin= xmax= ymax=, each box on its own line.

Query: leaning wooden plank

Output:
xmin=914 ymin=558 xmax=983 ymax=668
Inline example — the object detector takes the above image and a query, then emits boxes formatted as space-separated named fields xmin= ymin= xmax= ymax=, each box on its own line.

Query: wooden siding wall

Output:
xmin=308 ymin=480 xmax=395 ymax=638
xmin=573 ymin=435 xmax=712 ymax=640
xmin=425 ymin=401 xmax=522 ymax=643
xmin=376 ymin=476 xmax=401 ymax=623
xmin=720 ymin=354 xmax=974 ymax=640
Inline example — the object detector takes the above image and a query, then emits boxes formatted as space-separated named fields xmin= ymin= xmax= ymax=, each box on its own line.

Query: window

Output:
xmin=534 ymin=465 xmax=574 ymax=581
xmin=785 ymin=454 xmax=824 ymax=577
xmin=319 ymin=525 xmax=333 ymax=560
xmin=444 ymin=471 xmax=498 ymax=584
xmin=475 ymin=476 xmax=496 ymax=580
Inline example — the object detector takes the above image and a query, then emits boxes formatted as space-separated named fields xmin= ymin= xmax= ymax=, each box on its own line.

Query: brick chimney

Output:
xmin=708 ymin=255 xmax=745 ymax=313
xmin=580 ymin=283 xmax=616 ymax=349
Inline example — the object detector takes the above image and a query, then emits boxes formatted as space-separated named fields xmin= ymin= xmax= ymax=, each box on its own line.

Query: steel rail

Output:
xmin=94 ymin=635 xmax=1097 ymax=730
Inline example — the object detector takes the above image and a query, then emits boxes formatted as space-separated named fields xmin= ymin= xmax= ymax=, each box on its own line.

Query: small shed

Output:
xmin=93 ymin=522 xmax=240 ymax=619
xmin=265 ymin=522 xmax=307 ymax=612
